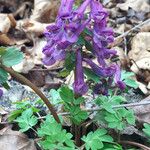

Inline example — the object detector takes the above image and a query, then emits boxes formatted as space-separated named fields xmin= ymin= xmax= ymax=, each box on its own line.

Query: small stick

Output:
xmin=119 ymin=140 xmax=150 ymax=150
xmin=115 ymin=18 xmax=150 ymax=40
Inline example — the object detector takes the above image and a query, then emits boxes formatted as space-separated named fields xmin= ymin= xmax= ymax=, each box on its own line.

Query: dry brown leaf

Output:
xmin=129 ymin=32 xmax=150 ymax=73
xmin=0 ymin=127 xmax=37 ymax=150
xmin=16 ymin=20 xmax=51 ymax=36
xmin=133 ymin=96 xmax=150 ymax=124
xmin=30 ymin=0 xmax=59 ymax=23
xmin=0 ymin=34 xmax=15 ymax=45
xmin=117 ymin=0 xmax=150 ymax=12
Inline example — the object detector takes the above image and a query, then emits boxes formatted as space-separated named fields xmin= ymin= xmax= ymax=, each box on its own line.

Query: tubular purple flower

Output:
xmin=114 ymin=65 xmax=126 ymax=90
xmin=75 ymin=0 xmax=91 ymax=17
xmin=58 ymin=0 xmax=74 ymax=19
xmin=84 ymin=58 xmax=115 ymax=77
xmin=42 ymin=48 xmax=66 ymax=66
xmin=90 ymin=0 xmax=108 ymax=21
xmin=73 ymin=49 xmax=88 ymax=95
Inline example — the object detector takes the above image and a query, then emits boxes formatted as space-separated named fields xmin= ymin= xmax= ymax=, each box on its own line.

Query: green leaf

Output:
xmin=124 ymin=79 xmax=139 ymax=89
xmin=143 ymin=123 xmax=150 ymax=137
xmin=82 ymin=129 xmax=113 ymax=150
xmin=121 ymin=71 xmax=135 ymax=80
xmin=84 ymin=67 xmax=100 ymax=83
xmin=65 ymin=52 xmax=75 ymax=72
xmin=76 ymin=35 xmax=85 ymax=46
xmin=85 ymin=40 xmax=93 ymax=52
xmin=60 ymin=86 xmax=74 ymax=103
xmin=1 ymin=47 xmax=23 ymax=67
xmin=0 ymin=68 xmax=8 ymax=84
xmin=49 ymin=89 xmax=62 ymax=105
xmin=8 ymin=109 xmax=23 ymax=122
xmin=2 ymin=82 xmax=10 ymax=90
xmin=101 ymin=103 xmax=115 ymax=114
xmin=125 ymin=110 xmax=135 ymax=125
xmin=37 ymin=115 xmax=75 ymax=150
xmin=15 ymin=108 xmax=38 ymax=132
xmin=73 ymin=97 xmax=85 ymax=105
xmin=58 ymin=69 xmax=70 ymax=77
xmin=70 ymin=107 xmax=88 ymax=124
xmin=83 ymin=28 xmax=92 ymax=36
xmin=111 ymin=96 xmax=126 ymax=104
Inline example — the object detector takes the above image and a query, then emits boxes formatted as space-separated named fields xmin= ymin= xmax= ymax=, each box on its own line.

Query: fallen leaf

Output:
xmin=133 ymin=96 xmax=150 ymax=124
xmin=117 ymin=0 xmax=150 ymax=12
xmin=30 ymin=0 xmax=59 ymax=23
xmin=0 ymin=127 xmax=37 ymax=150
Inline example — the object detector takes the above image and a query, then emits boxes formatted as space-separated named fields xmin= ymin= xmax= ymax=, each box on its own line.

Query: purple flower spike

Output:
xmin=73 ymin=49 xmax=88 ymax=95
xmin=114 ymin=65 xmax=126 ymax=90
xmin=0 ymin=89 xmax=3 ymax=97
xmin=84 ymin=58 xmax=115 ymax=77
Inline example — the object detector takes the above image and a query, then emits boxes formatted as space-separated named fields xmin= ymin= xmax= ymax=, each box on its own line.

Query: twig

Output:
xmin=1 ymin=98 xmax=150 ymax=125
xmin=119 ymin=140 xmax=150 ymax=150
xmin=0 ymin=65 xmax=60 ymax=123
xmin=38 ymin=96 xmax=150 ymax=117
xmin=115 ymin=18 xmax=150 ymax=40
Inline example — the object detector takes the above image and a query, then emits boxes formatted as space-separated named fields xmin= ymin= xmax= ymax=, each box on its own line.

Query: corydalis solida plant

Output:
xmin=43 ymin=0 xmax=125 ymax=95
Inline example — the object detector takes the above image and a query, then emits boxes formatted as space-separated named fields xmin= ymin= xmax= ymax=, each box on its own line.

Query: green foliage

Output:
xmin=0 ymin=46 xmax=23 ymax=85
xmin=59 ymin=86 xmax=88 ymax=124
xmin=0 ymin=68 xmax=8 ymax=84
xmin=0 ymin=47 xmax=23 ymax=67
xmin=143 ymin=123 xmax=150 ymax=137
xmin=77 ymin=35 xmax=85 ymax=46
xmin=84 ymin=67 xmax=100 ymax=83
xmin=15 ymin=108 xmax=38 ymax=132
xmin=104 ymin=108 xmax=135 ymax=130
xmin=82 ymin=129 xmax=114 ymax=150
xmin=59 ymin=52 xmax=75 ymax=77
xmin=9 ymin=100 xmax=40 ymax=122
xmin=37 ymin=115 xmax=75 ymax=150
xmin=121 ymin=71 xmax=139 ymax=89
xmin=95 ymin=96 xmax=135 ymax=130
xmin=49 ymin=89 xmax=63 ymax=105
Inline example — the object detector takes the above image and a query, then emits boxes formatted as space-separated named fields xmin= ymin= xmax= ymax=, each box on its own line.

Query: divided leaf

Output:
xmin=82 ymin=129 xmax=113 ymax=150
xmin=15 ymin=108 xmax=38 ymax=132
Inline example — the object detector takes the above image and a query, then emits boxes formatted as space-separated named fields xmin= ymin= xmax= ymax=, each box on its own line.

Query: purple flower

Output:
xmin=90 ymin=0 xmax=108 ymax=22
xmin=42 ymin=47 xmax=66 ymax=66
xmin=58 ymin=0 xmax=74 ymax=19
xmin=73 ymin=49 xmax=88 ymax=95
xmin=84 ymin=58 xmax=115 ymax=77
xmin=42 ymin=0 xmax=125 ymax=95
xmin=42 ymin=0 xmax=91 ymax=66
xmin=113 ymin=65 xmax=126 ymax=90
xmin=90 ymin=0 xmax=115 ymax=67
xmin=0 ymin=89 xmax=3 ymax=97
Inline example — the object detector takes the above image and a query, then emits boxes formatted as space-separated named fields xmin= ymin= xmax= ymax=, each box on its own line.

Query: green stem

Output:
xmin=0 ymin=65 xmax=60 ymax=123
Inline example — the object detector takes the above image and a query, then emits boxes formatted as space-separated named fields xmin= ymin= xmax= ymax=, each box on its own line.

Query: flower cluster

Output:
xmin=43 ymin=0 xmax=125 ymax=95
